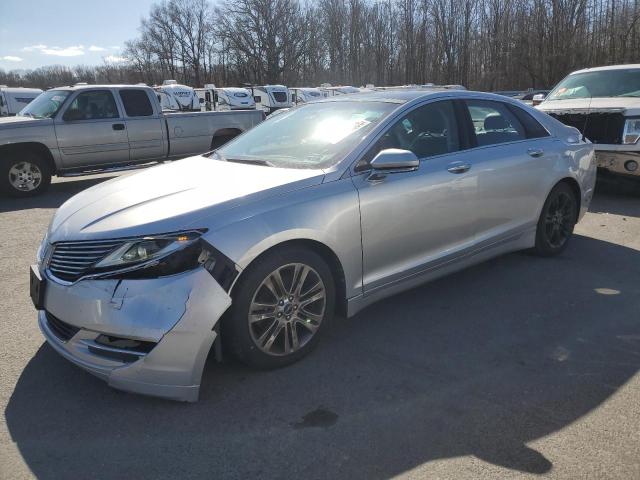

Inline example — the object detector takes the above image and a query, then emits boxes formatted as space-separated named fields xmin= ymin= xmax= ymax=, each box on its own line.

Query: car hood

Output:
xmin=538 ymin=97 xmax=640 ymax=115
xmin=0 ymin=116 xmax=45 ymax=129
xmin=48 ymin=156 xmax=324 ymax=242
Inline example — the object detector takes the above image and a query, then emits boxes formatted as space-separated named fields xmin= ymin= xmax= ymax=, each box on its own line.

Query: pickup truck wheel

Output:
xmin=1 ymin=152 xmax=51 ymax=197
xmin=225 ymin=246 xmax=335 ymax=370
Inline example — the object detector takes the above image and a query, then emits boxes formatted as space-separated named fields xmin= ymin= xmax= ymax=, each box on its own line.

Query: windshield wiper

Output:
xmin=225 ymin=158 xmax=275 ymax=167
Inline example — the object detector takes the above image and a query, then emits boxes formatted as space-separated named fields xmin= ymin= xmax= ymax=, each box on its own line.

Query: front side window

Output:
xmin=63 ymin=90 xmax=119 ymax=121
xmin=119 ymin=89 xmax=153 ymax=117
xmin=359 ymin=100 xmax=460 ymax=168
xmin=465 ymin=100 xmax=526 ymax=147
xmin=19 ymin=90 xmax=70 ymax=119
xmin=216 ymin=101 xmax=396 ymax=169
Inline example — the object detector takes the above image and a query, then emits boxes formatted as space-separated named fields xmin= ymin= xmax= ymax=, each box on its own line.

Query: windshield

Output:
xmin=215 ymin=101 xmax=397 ymax=169
xmin=547 ymin=69 xmax=640 ymax=100
xmin=18 ymin=90 xmax=70 ymax=119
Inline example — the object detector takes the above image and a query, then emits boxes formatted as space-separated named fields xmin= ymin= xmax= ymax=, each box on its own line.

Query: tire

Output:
xmin=0 ymin=151 xmax=52 ymax=197
xmin=532 ymin=182 xmax=578 ymax=256
xmin=224 ymin=246 xmax=336 ymax=369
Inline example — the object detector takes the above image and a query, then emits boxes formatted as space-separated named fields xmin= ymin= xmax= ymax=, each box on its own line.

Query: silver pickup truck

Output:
xmin=537 ymin=64 xmax=640 ymax=181
xmin=0 ymin=84 xmax=264 ymax=196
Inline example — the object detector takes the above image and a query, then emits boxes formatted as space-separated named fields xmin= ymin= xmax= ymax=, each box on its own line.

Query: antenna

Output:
xmin=581 ymin=93 xmax=593 ymax=142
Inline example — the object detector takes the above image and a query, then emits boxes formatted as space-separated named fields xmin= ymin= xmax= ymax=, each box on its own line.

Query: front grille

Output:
xmin=48 ymin=239 xmax=123 ymax=282
xmin=46 ymin=312 xmax=80 ymax=342
xmin=272 ymin=91 xmax=288 ymax=103
xmin=547 ymin=111 xmax=625 ymax=144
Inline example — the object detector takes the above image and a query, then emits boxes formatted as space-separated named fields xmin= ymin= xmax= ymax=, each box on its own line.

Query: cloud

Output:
xmin=22 ymin=44 xmax=47 ymax=52
xmin=41 ymin=45 xmax=85 ymax=57
xmin=88 ymin=45 xmax=107 ymax=52
xmin=104 ymin=55 xmax=127 ymax=64
xmin=109 ymin=46 xmax=121 ymax=50
xmin=1 ymin=56 xmax=23 ymax=62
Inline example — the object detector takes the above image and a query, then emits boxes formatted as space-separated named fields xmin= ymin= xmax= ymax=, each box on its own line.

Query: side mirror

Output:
xmin=370 ymin=148 xmax=420 ymax=171
xmin=532 ymin=93 xmax=546 ymax=106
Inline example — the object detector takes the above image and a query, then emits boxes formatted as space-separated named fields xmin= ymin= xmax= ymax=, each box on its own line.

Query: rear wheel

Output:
xmin=225 ymin=246 xmax=335 ymax=369
xmin=532 ymin=182 xmax=578 ymax=256
xmin=0 ymin=151 xmax=51 ymax=197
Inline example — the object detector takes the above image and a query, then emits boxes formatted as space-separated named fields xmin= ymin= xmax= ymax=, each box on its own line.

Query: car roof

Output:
xmin=50 ymin=84 xmax=152 ymax=91
xmin=316 ymin=89 xmax=504 ymax=104
xmin=571 ymin=64 xmax=640 ymax=75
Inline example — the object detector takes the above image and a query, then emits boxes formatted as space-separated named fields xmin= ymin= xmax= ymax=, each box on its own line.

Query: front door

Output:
xmin=54 ymin=89 xmax=129 ymax=169
xmin=353 ymin=100 xmax=478 ymax=293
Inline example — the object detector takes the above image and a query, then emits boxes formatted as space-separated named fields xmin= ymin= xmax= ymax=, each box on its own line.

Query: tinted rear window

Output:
xmin=508 ymin=105 xmax=550 ymax=139
xmin=119 ymin=90 xmax=153 ymax=117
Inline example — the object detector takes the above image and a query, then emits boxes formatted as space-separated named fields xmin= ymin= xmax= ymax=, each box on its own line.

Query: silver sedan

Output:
xmin=31 ymin=90 xmax=596 ymax=401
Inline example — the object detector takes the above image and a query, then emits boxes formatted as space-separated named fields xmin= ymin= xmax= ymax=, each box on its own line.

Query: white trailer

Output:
xmin=251 ymin=85 xmax=292 ymax=114
xmin=290 ymin=87 xmax=324 ymax=104
xmin=154 ymin=80 xmax=201 ymax=112
xmin=195 ymin=85 xmax=256 ymax=111
xmin=0 ymin=87 xmax=43 ymax=116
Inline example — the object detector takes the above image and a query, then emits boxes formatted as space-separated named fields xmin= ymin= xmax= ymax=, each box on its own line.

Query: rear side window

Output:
xmin=119 ymin=90 xmax=153 ymax=117
xmin=507 ymin=105 xmax=550 ymax=139
xmin=465 ymin=100 xmax=526 ymax=147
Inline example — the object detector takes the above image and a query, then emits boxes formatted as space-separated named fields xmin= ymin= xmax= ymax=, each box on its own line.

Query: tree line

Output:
xmin=3 ymin=0 xmax=640 ymax=91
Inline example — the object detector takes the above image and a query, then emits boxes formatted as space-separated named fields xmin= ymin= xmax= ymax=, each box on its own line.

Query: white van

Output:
xmin=195 ymin=85 xmax=256 ymax=111
xmin=251 ymin=85 xmax=292 ymax=114
xmin=154 ymin=80 xmax=200 ymax=112
xmin=290 ymin=87 xmax=324 ymax=104
xmin=0 ymin=87 xmax=43 ymax=116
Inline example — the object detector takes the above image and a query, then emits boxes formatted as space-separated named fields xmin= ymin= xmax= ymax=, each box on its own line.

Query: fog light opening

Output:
xmin=624 ymin=160 xmax=638 ymax=172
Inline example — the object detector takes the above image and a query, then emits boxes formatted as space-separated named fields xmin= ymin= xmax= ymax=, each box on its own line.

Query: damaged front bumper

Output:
xmin=37 ymin=267 xmax=231 ymax=402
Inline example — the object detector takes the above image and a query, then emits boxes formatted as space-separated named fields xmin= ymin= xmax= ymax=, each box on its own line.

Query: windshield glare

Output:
xmin=19 ymin=90 xmax=70 ymax=119
xmin=216 ymin=101 xmax=396 ymax=169
xmin=548 ymin=69 xmax=640 ymax=100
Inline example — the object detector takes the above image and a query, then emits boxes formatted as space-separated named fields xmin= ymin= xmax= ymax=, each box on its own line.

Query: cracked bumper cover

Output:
xmin=38 ymin=267 xmax=232 ymax=402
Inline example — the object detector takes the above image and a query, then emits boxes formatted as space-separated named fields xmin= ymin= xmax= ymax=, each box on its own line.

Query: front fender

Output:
xmin=201 ymin=177 xmax=364 ymax=299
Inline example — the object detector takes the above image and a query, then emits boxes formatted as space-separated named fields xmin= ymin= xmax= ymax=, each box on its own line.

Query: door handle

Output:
xmin=112 ymin=123 xmax=125 ymax=131
xmin=447 ymin=162 xmax=471 ymax=174
xmin=527 ymin=148 xmax=544 ymax=157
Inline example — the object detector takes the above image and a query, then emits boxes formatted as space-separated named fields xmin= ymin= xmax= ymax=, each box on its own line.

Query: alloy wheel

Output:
xmin=543 ymin=192 xmax=575 ymax=249
xmin=248 ymin=263 xmax=326 ymax=356
xmin=8 ymin=161 xmax=42 ymax=192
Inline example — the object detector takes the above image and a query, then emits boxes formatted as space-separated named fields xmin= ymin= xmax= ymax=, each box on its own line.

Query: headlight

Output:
xmin=622 ymin=118 xmax=640 ymax=144
xmin=95 ymin=231 xmax=202 ymax=269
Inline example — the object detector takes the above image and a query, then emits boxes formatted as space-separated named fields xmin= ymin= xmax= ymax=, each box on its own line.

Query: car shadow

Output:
xmin=0 ymin=174 xmax=121 ymax=213
xmin=5 ymin=235 xmax=640 ymax=479
xmin=590 ymin=176 xmax=640 ymax=217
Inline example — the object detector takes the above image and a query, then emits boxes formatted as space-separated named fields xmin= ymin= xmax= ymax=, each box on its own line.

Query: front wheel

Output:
xmin=532 ymin=182 xmax=578 ymax=256
xmin=225 ymin=246 xmax=335 ymax=369
xmin=0 ymin=152 xmax=52 ymax=197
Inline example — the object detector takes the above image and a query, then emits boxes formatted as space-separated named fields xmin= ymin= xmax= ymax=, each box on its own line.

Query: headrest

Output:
xmin=484 ymin=114 xmax=509 ymax=130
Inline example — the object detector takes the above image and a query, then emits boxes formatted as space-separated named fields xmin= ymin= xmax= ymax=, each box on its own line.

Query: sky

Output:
xmin=0 ymin=0 xmax=158 ymax=71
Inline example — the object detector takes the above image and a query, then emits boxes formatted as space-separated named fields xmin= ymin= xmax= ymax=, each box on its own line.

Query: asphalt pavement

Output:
xmin=1 ymin=173 xmax=639 ymax=479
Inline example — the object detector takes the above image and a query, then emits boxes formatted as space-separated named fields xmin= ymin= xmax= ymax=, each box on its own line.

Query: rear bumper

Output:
xmin=595 ymin=150 xmax=640 ymax=177
xmin=38 ymin=268 xmax=232 ymax=402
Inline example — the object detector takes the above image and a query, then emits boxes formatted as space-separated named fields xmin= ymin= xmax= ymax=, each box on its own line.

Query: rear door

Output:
xmin=459 ymin=99 xmax=560 ymax=244
xmin=118 ymin=88 xmax=166 ymax=161
xmin=54 ymin=89 xmax=129 ymax=168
